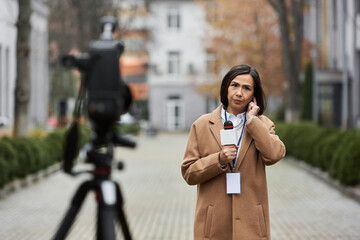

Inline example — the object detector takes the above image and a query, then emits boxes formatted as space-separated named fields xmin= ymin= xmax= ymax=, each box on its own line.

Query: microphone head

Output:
xmin=224 ymin=121 xmax=234 ymax=129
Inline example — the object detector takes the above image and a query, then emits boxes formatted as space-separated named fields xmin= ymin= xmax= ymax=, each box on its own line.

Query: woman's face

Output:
xmin=227 ymin=74 xmax=254 ymax=115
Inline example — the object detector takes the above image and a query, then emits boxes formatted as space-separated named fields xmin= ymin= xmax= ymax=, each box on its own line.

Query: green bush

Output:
xmin=5 ymin=137 xmax=39 ymax=178
xmin=0 ymin=139 xmax=18 ymax=182
xmin=340 ymin=131 xmax=360 ymax=185
xmin=0 ymin=125 xmax=91 ymax=188
xmin=0 ymin=157 xmax=8 ymax=187
xmin=313 ymin=129 xmax=343 ymax=171
xmin=274 ymin=122 xmax=288 ymax=140
xmin=276 ymin=121 xmax=360 ymax=186
xmin=290 ymin=122 xmax=324 ymax=165
xmin=275 ymin=122 xmax=293 ymax=155
xmin=330 ymin=131 xmax=360 ymax=186
xmin=116 ymin=123 xmax=141 ymax=135
xmin=328 ymin=131 xmax=356 ymax=181
xmin=31 ymin=138 xmax=51 ymax=170
xmin=276 ymin=122 xmax=323 ymax=161
xmin=43 ymin=129 xmax=66 ymax=163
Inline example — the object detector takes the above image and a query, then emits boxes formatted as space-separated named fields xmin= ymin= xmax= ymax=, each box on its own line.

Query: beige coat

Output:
xmin=181 ymin=106 xmax=285 ymax=240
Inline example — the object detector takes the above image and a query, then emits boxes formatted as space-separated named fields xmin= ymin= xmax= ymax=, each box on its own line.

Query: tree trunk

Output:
xmin=13 ymin=0 xmax=32 ymax=136
xmin=268 ymin=0 xmax=304 ymax=122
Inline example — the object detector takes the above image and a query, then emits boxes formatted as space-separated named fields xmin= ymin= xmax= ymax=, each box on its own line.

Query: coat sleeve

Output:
xmin=181 ymin=123 xmax=228 ymax=185
xmin=245 ymin=116 xmax=286 ymax=165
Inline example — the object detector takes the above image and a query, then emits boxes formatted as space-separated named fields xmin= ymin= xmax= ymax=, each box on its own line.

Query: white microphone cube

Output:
xmin=220 ymin=129 xmax=237 ymax=145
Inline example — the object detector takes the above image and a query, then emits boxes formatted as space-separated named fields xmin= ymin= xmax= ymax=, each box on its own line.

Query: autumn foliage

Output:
xmin=198 ymin=0 xmax=285 ymax=97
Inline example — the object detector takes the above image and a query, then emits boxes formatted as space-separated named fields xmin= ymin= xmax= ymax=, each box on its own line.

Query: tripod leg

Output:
xmin=53 ymin=180 xmax=95 ymax=240
xmin=115 ymin=182 xmax=132 ymax=240
xmin=96 ymin=180 xmax=118 ymax=240
xmin=96 ymin=180 xmax=132 ymax=240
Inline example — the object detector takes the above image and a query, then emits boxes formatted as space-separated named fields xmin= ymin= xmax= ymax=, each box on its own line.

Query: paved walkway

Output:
xmin=0 ymin=132 xmax=360 ymax=239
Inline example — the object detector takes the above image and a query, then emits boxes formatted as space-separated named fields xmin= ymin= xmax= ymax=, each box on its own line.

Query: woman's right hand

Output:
xmin=219 ymin=145 xmax=238 ymax=165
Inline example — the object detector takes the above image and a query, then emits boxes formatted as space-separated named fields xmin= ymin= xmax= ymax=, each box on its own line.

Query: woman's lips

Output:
xmin=233 ymin=99 xmax=243 ymax=104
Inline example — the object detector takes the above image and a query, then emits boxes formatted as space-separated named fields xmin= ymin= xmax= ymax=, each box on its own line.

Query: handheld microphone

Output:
xmin=220 ymin=121 xmax=237 ymax=145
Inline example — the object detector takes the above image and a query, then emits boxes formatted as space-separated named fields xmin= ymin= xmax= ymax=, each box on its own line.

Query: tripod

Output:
xmin=53 ymin=130 xmax=135 ymax=240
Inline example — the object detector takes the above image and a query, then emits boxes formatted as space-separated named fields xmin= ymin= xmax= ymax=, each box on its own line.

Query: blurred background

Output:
xmin=1 ymin=0 xmax=360 ymax=135
xmin=1 ymin=0 xmax=360 ymax=239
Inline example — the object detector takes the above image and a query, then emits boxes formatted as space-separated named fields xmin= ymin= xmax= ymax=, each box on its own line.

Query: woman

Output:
xmin=181 ymin=64 xmax=285 ymax=240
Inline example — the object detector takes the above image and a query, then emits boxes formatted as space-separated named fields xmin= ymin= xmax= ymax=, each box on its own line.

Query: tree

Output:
xmin=47 ymin=0 xmax=115 ymax=119
xmin=267 ymin=0 xmax=305 ymax=121
xmin=13 ymin=0 xmax=32 ymax=136
xmin=48 ymin=0 xmax=115 ymax=53
xmin=197 ymin=0 xmax=285 ymax=103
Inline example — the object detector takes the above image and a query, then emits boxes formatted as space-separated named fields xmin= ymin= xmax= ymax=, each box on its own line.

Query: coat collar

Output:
xmin=209 ymin=105 xmax=223 ymax=147
xmin=209 ymin=105 xmax=253 ymax=170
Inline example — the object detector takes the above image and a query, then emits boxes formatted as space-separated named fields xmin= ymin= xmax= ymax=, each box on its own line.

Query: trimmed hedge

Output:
xmin=0 ymin=125 xmax=91 ymax=188
xmin=276 ymin=122 xmax=360 ymax=186
xmin=0 ymin=123 xmax=139 ymax=188
xmin=0 ymin=140 xmax=18 ymax=183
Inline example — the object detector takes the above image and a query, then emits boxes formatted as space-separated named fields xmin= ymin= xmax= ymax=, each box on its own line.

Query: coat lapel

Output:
xmin=209 ymin=106 xmax=223 ymax=149
xmin=235 ymin=127 xmax=252 ymax=170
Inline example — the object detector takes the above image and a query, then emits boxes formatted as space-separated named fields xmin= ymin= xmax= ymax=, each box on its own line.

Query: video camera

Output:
xmin=53 ymin=16 xmax=135 ymax=240
xmin=62 ymin=16 xmax=131 ymax=130
xmin=61 ymin=16 xmax=135 ymax=175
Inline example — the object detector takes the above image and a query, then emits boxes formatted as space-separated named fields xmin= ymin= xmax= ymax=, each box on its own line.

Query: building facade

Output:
xmin=305 ymin=0 xmax=360 ymax=128
xmin=0 ymin=0 xmax=17 ymax=128
xmin=0 ymin=0 xmax=49 ymax=131
xmin=147 ymin=0 xmax=215 ymax=131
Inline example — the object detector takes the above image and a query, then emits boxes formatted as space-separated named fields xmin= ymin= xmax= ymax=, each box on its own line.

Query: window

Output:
xmin=5 ymin=47 xmax=9 ymax=117
xmin=167 ymin=6 xmax=180 ymax=31
xmin=168 ymin=51 xmax=180 ymax=75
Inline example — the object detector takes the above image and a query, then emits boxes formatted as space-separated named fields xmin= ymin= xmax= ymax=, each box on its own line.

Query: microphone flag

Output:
xmin=220 ymin=121 xmax=237 ymax=145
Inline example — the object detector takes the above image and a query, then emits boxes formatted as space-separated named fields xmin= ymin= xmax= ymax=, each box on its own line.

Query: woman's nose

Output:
xmin=236 ymin=89 xmax=242 ymax=96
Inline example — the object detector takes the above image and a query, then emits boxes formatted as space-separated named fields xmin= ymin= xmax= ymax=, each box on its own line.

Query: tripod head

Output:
xmin=85 ymin=126 xmax=136 ymax=176
xmin=61 ymin=16 xmax=136 ymax=176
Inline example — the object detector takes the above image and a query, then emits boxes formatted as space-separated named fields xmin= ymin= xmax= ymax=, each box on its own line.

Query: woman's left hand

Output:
xmin=246 ymin=97 xmax=260 ymax=120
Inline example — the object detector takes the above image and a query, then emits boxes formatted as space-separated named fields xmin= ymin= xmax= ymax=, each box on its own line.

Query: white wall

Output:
xmin=147 ymin=0 xmax=209 ymax=130
xmin=148 ymin=0 xmax=207 ymax=85
xmin=0 ymin=0 xmax=18 ymax=126
xmin=0 ymin=0 xmax=49 ymax=129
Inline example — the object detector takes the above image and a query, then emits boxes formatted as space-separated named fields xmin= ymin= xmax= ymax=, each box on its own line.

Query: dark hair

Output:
xmin=220 ymin=64 xmax=266 ymax=115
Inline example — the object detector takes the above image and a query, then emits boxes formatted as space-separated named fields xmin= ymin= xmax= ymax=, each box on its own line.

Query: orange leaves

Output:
xmin=199 ymin=0 xmax=285 ymax=96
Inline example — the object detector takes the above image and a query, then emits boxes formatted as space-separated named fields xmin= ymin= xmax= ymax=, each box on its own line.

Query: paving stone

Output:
xmin=268 ymin=160 xmax=360 ymax=240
